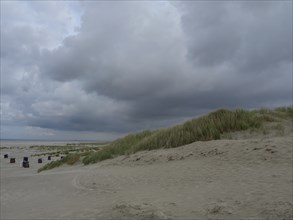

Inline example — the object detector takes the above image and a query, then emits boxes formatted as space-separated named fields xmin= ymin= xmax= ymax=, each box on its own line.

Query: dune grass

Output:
xmin=275 ymin=106 xmax=293 ymax=117
xmin=82 ymin=130 xmax=154 ymax=165
xmin=82 ymin=108 xmax=286 ymax=165
xmin=129 ymin=109 xmax=263 ymax=153
xmin=38 ymin=153 xmax=80 ymax=172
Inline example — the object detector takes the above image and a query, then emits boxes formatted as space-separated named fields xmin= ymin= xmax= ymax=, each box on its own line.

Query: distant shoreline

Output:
xmin=0 ymin=139 xmax=105 ymax=147
xmin=0 ymin=139 xmax=101 ymax=142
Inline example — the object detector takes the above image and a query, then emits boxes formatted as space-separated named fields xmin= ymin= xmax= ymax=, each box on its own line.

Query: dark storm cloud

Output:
xmin=1 ymin=1 xmax=292 ymax=138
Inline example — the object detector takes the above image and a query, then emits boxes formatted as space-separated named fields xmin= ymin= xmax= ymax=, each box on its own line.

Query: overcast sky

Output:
xmin=1 ymin=1 xmax=292 ymax=141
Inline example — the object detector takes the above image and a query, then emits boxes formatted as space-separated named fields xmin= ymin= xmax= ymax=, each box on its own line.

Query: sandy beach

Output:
xmin=1 ymin=128 xmax=292 ymax=220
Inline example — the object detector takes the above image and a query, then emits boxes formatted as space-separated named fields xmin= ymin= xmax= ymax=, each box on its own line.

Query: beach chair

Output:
xmin=23 ymin=157 xmax=29 ymax=162
xmin=22 ymin=161 xmax=30 ymax=168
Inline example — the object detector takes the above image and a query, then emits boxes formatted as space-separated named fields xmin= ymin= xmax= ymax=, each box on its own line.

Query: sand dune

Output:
xmin=1 ymin=133 xmax=292 ymax=219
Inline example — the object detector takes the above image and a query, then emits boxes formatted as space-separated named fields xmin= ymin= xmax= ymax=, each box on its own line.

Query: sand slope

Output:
xmin=1 ymin=134 xmax=292 ymax=219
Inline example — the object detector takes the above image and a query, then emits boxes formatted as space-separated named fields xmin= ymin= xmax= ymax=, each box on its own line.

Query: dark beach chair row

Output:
xmin=3 ymin=155 xmax=65 ymax=168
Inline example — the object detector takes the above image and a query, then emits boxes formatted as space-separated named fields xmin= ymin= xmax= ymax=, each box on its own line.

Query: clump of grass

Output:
xmin=83 ymin=109 xmax=264 ymax=165
xmin=82 ymin=130 xmax=153 ymax=165
xmin=82 ymin=150 xmax=113 ymax=165
xmin=38 ymin=153 xmax=80 ymax=172
xmin=255 ymin=106 xmax=293 ymax=120
xmin=108 ymin=130 xmax=154 ymax=154
xmin=65 ymin=153 xmax=80 ymax=165
xmin=79 ymin=151 xmax=93 ymax=157
xmin=0 ymin=146 xmax=9 ymax=149
xmin=274 ymin=106 xmax=293 ymax=117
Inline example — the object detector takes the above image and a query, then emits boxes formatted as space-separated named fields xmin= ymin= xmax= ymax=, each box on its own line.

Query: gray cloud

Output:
xmin=179 ymin=1 xmax=292 ymax=73
xmin=1 ymin=1 xmax=292 ymax=140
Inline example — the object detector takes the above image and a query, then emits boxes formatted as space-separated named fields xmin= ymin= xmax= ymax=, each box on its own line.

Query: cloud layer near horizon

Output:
xmin=1 ymin=1 xmax=292 ymax=140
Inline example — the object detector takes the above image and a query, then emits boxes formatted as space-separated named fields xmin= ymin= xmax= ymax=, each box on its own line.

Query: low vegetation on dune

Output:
xmin=37 ymin=106 xmax=292 ymax=171
xmin=38 ymin=153 xmax=80 ymax=172
xmin=82 ymin=130 xmax=154 ymax=165
xmin=31 ymin=147 xmax=99 ymax=157
xmin=30 ymin=142 xmax=105 ymax=151
xmin=274 ymin=106 xmax=293 ymax=116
